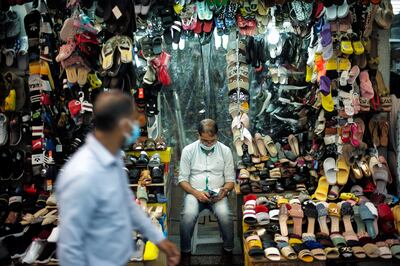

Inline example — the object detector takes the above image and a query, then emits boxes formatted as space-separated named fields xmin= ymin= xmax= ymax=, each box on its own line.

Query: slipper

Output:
xmin=77 ymin=67 xmax=89 ymax=87
xmin=288 ymin=134 xmax=300 ymax=157
xmin=340 ymin=202 xmax=356 ymax=234
xmin=379 ymin=119 xmax=389 ymax=147
xmin=336 ymin=156 xmax=349 ymax=186
xmin=101 ymin=36 xmax=118 ymax=70
xmin=264 ymin=246 xmax=281 ymax=261
xmin=377 ymin=241 xmax=392 ymax=259
xmin=378 ymin=203 xmax=395 ymax=235
xmin=289 ymin=203 xmax=304 ymax=236
xmin=65 ymin=67 xmax=78 ymax=84
xmin=359 ymin=70 xmax=374 ymax=100
xmin=118 ymin=36 xmax=133 ymax=63
xmin=5 ymin=10 xmax=20 ymax=39
xmin=320 ymin=87 xmax=334 ymax=112
xmin=262 ymin=135 xmax=277 ymax=157
xmin=391 ymin=244 xmax=400 ymax=259
xmin=254 ymin=133 xmax=267 ymax=156
xmin=255 ymin=205 xmax=270 ymax=225
xmin=312 ymin=176 xmax=329 ymax=202
xmin=55 ymin=40 xmax=76 ymax=62
xmin=363 ymin=243 xmax=380 ymax=258
xmin=368 ymin=117 xmax=380 ymax=147
xmin=347 ymin=65 xmax=360 ymax=84
xmin=375 ymin=0 xmax=394 ymax=30
xmin=371 ymin=160 xmax=388 ymax=195
xmin=328 ymin=203 xmax=341 ymax=233
xmin=246 ymin=235 xmax=264 ymax=256
xmin=360 ymin=204 xmax=377 ymax=239
xmin=304 ymin=202 xmax=318 ymax=235
xmin=279 ymin=203 xmax=289 ymax=237
xmin=323 ymin=157 xmax=337 ymax=185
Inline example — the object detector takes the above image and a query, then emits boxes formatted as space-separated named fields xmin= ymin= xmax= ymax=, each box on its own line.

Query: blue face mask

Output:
xmin=124 ymin=122 xmax=141 ymax=146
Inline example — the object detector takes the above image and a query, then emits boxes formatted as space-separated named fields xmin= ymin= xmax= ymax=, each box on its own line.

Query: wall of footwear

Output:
xmin=0 ymin=0 xmax=399 ymax=264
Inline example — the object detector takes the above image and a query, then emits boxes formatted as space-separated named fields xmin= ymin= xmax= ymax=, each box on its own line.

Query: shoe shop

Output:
xmin=1 ymin=0 xmax=400 ymax=265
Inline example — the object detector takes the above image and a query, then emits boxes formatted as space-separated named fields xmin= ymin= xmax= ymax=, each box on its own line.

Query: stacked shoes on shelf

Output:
xmin=243 ymin=193 xmax=400 ymax=262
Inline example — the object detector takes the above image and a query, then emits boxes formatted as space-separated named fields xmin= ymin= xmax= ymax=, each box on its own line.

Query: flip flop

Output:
xmin=118 ymin=36 xmax=133 ymax=63
xmin=101 ymin=36 xmax=118 ymax=70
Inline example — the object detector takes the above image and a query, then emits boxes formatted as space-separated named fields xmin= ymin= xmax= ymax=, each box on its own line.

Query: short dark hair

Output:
xmin=198 ymin=119 xmax=218 ymax=136
xmin=93 ymin=90 xmax=135 ymax=132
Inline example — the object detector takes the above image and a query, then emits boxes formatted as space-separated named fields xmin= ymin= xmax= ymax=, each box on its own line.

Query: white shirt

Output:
xmin=178 ymin=140 xmax=235 ymax=191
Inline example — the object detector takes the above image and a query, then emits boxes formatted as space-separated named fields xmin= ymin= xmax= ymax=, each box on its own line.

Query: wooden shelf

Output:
xmin=129 ymin=183 xmax=165 ymax=187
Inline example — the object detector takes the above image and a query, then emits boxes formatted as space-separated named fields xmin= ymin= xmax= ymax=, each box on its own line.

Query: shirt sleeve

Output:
xmin=126 ymin=188 xmax=165 ymax=244
xmin=56 ymin=171 xmax=97 ymax=266
xmin=178 ymin=147 xmax=191 ymax=183
xmin=223 ymin=148 xmax=236 ymax=183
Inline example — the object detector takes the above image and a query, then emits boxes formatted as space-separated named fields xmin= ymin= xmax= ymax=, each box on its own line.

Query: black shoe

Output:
xmin=179 ymin=252 xmax=191 ymax=266
xmin=137 ymin=151 xmax=149 ymax=164
xmin=275 ymin=181 xmax=284 ymax=193
xmin=220 ymin=249 xmax=233 ymax=266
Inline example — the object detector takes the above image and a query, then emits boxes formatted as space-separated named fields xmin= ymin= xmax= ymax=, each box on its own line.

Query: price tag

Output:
xmin=56 ymin=145 xmax=63 ymax=152
xmin=112 ymin=6 xmax=122 ymax=20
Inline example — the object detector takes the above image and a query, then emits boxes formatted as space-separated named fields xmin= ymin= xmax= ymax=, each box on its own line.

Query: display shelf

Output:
xmin=127 ymin=147 xmax=172 ymax=163
xmin=129 ymin=183 xmax=165 ymax=187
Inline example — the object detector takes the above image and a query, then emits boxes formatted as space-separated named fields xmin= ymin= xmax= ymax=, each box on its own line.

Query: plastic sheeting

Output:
xmin=159 ymin=39 xmax=233 ymax=163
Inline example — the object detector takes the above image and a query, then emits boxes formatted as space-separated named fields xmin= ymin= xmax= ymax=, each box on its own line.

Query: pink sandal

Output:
xmin=55 ymin=40 xmax=76 ymax=62
xmin=359 ymin=70 xmax=374 ymax=100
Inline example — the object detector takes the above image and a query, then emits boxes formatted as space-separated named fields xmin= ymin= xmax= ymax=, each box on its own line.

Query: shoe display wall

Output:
xmin=0 ymin=0 xmax=398 ymax=265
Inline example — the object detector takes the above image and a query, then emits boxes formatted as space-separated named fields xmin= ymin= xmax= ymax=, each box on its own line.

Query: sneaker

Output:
xmin=0 ymin=148 xmax=12 ymax=180
xmin=0 ymin=113 xmax=8 ymax=146
xmin=137 ymin=151 xmax=149 ymax=164
xmin=0 ymin=223 xmax=25 ymax=240
xmin=21 ymin=239 xmax=46 ymax=264
xmin=9 ymin=114 xmax=21 ymax=146
xmin=148 ymin=153 xmax=161 ymax=168
xmin=3 ymin=235 xmax=31 ymax=259
xmin=35 ymin=242 xmax=56 ymax=264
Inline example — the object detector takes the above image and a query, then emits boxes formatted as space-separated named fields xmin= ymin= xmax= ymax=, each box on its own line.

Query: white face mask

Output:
xmin=200 ymin=143 xmax=215 ymax=151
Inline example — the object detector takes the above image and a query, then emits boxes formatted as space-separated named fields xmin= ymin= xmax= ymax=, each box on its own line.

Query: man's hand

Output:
xmin=157 ymin=239 xmax=180 ymax=266
xmin=211 ymin=188 xmax=228 ymax=203
xmin=193 ymin=191 xmax=210 ymax=202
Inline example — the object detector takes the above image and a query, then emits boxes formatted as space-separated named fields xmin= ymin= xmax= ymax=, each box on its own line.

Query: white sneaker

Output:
xmin=47 ymin=227 xmax=59 ymax=243
xmin=0 ymin=113 xmax=8 ymax=146
xmin=22 ymin=240 xmax=46 ymax=264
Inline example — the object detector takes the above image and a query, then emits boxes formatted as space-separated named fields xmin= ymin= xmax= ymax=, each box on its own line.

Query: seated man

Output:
xmin=178 ymin=119 xmax=235 ymax=262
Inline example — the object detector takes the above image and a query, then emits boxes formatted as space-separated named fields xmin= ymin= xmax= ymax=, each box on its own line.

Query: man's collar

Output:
xmin=86 ymin=134 xmax=119 ymax=166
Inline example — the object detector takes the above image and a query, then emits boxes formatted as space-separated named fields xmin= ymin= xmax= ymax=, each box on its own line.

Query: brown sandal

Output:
xmin=139 ymin=170 xmax=152 ymax=186
xmin=144 ymin=138 xmax=156 ymax=151
xmin=155 ymin=136 xmax=167 ymax=150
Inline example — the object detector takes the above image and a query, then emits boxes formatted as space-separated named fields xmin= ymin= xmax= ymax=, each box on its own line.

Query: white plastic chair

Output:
xmin=191 ymin=209 xmax=223 ymax=254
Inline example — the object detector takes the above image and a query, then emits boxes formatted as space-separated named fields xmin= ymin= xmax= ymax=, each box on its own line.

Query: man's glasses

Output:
xmin=200 ymin=138 xmax=218 ymax=145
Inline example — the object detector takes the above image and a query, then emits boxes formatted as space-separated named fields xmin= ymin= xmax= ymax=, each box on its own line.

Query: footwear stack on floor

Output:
xmin=0 ymin=193 xmax=59 ymax=264
xmin=243 ymin=193 xmax=400 ymax=262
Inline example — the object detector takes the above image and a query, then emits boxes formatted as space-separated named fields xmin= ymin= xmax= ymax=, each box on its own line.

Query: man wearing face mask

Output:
xmin=56 ymin=91 xmax=180 ymax=266
xmin=178 ymin=119 xmax=235 ymax=265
